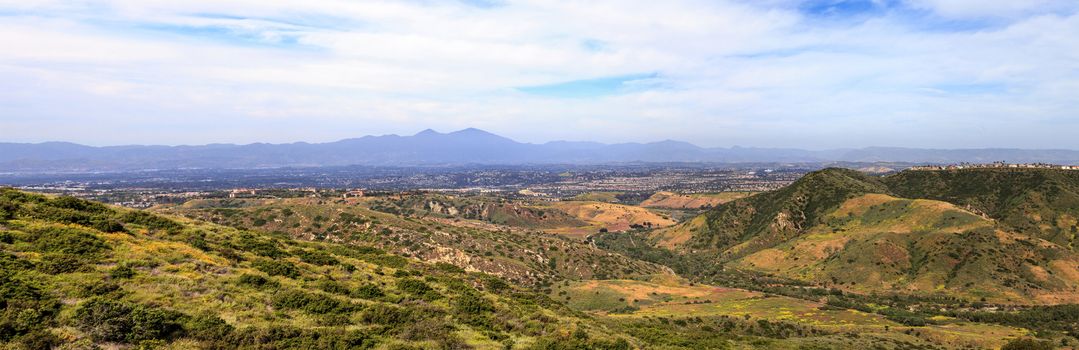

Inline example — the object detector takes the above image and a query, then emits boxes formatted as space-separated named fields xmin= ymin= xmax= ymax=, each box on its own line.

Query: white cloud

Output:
xmin=907 ymin=0 xmax=1077 ymax=19
xmin=0 ymin=0 xmax=1077 ymax=148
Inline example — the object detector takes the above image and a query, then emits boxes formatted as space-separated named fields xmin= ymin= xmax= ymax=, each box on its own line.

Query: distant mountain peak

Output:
xmin=415 ymin=129 xmax=442 ymax=137
xmin=449 ymin=127 xmax=497 ymax=136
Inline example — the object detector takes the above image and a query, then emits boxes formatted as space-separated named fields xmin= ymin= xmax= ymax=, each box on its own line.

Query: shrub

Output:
xmin=237 ymin=273 xmax=280 ymax=289
xmin=186 ymin=312 xmax=233 ymax=341
xmin=77 ymin=281 xmax=122 ymax=298
xmin=74 ymin=298 xmax=186 ymax=343
xmin=235 ymin=234 xmax=285 ymax=258
xmin=359 ymin=304 xmax=414 ymax=327
xmin=110 ymin=265 xmax=136 ymax=279
xmin=483 ymin=276 xmax=511 ymax=293
xmin=90 ymin=217 xmax=127 ymax=233
xmin=20 ymin=206 xmax=93 ymax=228
xmin=28 ymin=226 xmax=108 ymax=256
xmin=353 ymin=284 xmax=385 ymax=300
xmin=295 ymin=249 xmax=339 ymax=266
xmin=13 ymin=329 xmax=61 ymax=350
xmin=317 ymin=279 xmax=350 ymax=296
xmin=118 ymin=211 xmax=183 ymax=233
xmin=236 ymin=273 xmax=279 ymax=290
xmin=36 ymin=253 xmax=90 ymax=274
xmin=435 ymin=262 xmax=464 ymax=273
xmin=129 ymin=305 xmax=187 ymax=343
xmin=0 ymin=198 xmax=16 ymax=221
xmin=271 ymin=290 xmax=355 ymax=315
xmin=453 ymin=292 xmax=495 ymax=328
xmin=396 ymin=279 xmax=441 ymax=301
xmin=223 ymin=326 xmax=375 ymax=349
xmin=252 ymin=259 xmax=300 ymax=279
xmin=0 ymin=272 xmax=60 ymax=342
xmin=1002 ymin=338 xmax=1055 ymax=350
xmin=46 ymin=196 xmax=110 ymax=214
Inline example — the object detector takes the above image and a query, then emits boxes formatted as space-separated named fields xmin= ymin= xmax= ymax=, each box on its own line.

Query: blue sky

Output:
xmin=0 ymin=0 xmax=1077 ymax=149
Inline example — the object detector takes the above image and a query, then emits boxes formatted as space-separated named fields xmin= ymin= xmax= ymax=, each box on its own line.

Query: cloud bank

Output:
xmin=0 ymin=0 xmax=1077 ymax=149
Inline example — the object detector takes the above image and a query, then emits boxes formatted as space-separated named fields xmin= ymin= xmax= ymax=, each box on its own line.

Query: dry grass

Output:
xmin=544 ymin=201 xmax=676 ymax=236
xmin=639 ymin=191 xmax=756 ymax=209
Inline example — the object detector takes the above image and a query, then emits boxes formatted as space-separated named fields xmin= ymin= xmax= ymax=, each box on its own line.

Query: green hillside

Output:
xmin=637 ymin=168 xmax=1079 ymax=304
xmin=2 ymin=188 xmax=980 ymax=349
xmin=0 ymin=188 xmax=660 ymax=349
xmin=684 ymin=168 xmax=888 ymax=258
xmin=731 ymin=193 xmax=1079 ymax=303
xmin=365 ymin=194 xmax=588 ymax=230
xmin=885 ymin=168 xmax=1079 ymax=250
xmin=161 ymin=197 xmax=665 ymax=286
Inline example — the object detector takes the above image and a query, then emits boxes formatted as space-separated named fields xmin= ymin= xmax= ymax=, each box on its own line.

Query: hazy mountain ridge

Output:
xmin=4 ymin=128 xmax=1079 ymax=172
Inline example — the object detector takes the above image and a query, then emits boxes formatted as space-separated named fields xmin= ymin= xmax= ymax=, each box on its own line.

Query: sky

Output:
xmin=0 ymin=0 xmax=1077 ymax=149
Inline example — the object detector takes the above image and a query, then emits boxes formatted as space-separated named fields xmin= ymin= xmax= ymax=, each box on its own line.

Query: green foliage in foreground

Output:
xmin=1 ymin=188 xmax=641 ymax=349
xmin=1 ymin=188 xmax=1042 ymax=349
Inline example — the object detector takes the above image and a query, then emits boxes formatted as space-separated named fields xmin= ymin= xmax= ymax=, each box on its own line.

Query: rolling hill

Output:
xmin=638 ymin=191 xmax=755 ymax=210
xmin=2 ymin=188 xmax=1004 ymax=349
xmin=0 ymin=188 xmax=646 ymax=349
xmin=642 ymin=168 xmax=1079 ymax=304
xmin=884 ymin=168 xmax=1079 ymax=250
xmin=158 ymin=197 xmax=669 ymax=286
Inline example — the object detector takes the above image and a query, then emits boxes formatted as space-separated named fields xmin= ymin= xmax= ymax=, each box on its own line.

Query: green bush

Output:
xmin=396 ymin=278 xmax=441 ymax=300
xmin=352 ymin=284 xmax=385 ymax=300
xmin=28 ymin=226 xmax=108 ymax=256
xmin=236 ymin=273 xmax=280 ymax=290
xmin=12 ymin=329 xmax=61 ymax=350
xmin=36 ymin=253 xmax=90 ymax=274
xmin=0 ymin=271 xmax=60 ymax=343
xmin=235 ymin=234 xmax=285 ymax=258
xmin=251 ymin=259 xmax=300 ymax=279
xmin=186 ymin=312 xmax=234 ymax=341
xmin=295 ymin=249 xmax=339 ymax=266
xmin=359 ymin=304 xmax=414 ymax=327
xmin=271 ymin=290 xmax=355 ymax=315
xmin=90 ymin=217 xmax=127 ymax=233
xmin=453 ymin=292 xmax=495 ymax=328
xmin=315 ymin=279 xmax=350 ymax=296
xmin=116 ymin=211 xmax=181 ymax=234
xmin=110 ymin=265 xmax=136 ymax=279
xmin=74 ymin=298 xmax=186 ymax=343
xmin=77 ymin=281 xmax=122 ymax=298
xmin=46 ymin=196 xmax=110 ymax=214
xmin=1002 ymin=338 xmax=1056 ymax=350
xmin=0 ymin=198 xmax=17 ymax=221
xmin=435 ymin=262 xmax=464 ymax=273
xmin=222 ymin=326 xmax=375 ymax=349
xmin=483 ymin=276 xmax=511 ymax=293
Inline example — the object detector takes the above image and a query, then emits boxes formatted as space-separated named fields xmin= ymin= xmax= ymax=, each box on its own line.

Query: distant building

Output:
xmin=343 ymin=189 xmax=365 ymax=198
xmin=909 ymin=162 xmax=1078 ymax=172
xmin=228 ymin=188 xmax=257 ymax=198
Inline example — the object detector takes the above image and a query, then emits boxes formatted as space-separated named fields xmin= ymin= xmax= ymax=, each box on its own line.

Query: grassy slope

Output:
xmin=550 ymin=277 xmax=1026 ymax=349
xmin=885 ymin=168 xmax=1079 ymax=250
xmin=544 ymin=201 xmax=676 ymax=238
xmin=638 ymin=192 xmax=755 ymax=210
xmin=645 ymin=168 xmax=1079 ymax=304
xmin=1 ymin=188 xmax=655 ymax=349
xmin=670 ymin=168 xmax=888 ymax=258
xmin=362 ymin=194 xmax=588 ymax=230
xmin=1 ymin=188 xmax=965 ymax=350
xmin=732 ymin=194 xmax=1079 ymax=303
xmin=160 ymin=197 xmax=668 ymax=287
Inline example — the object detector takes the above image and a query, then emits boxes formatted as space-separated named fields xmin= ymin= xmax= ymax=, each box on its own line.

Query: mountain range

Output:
xmin=4 ymin=128 xmax=1079 ymax=172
